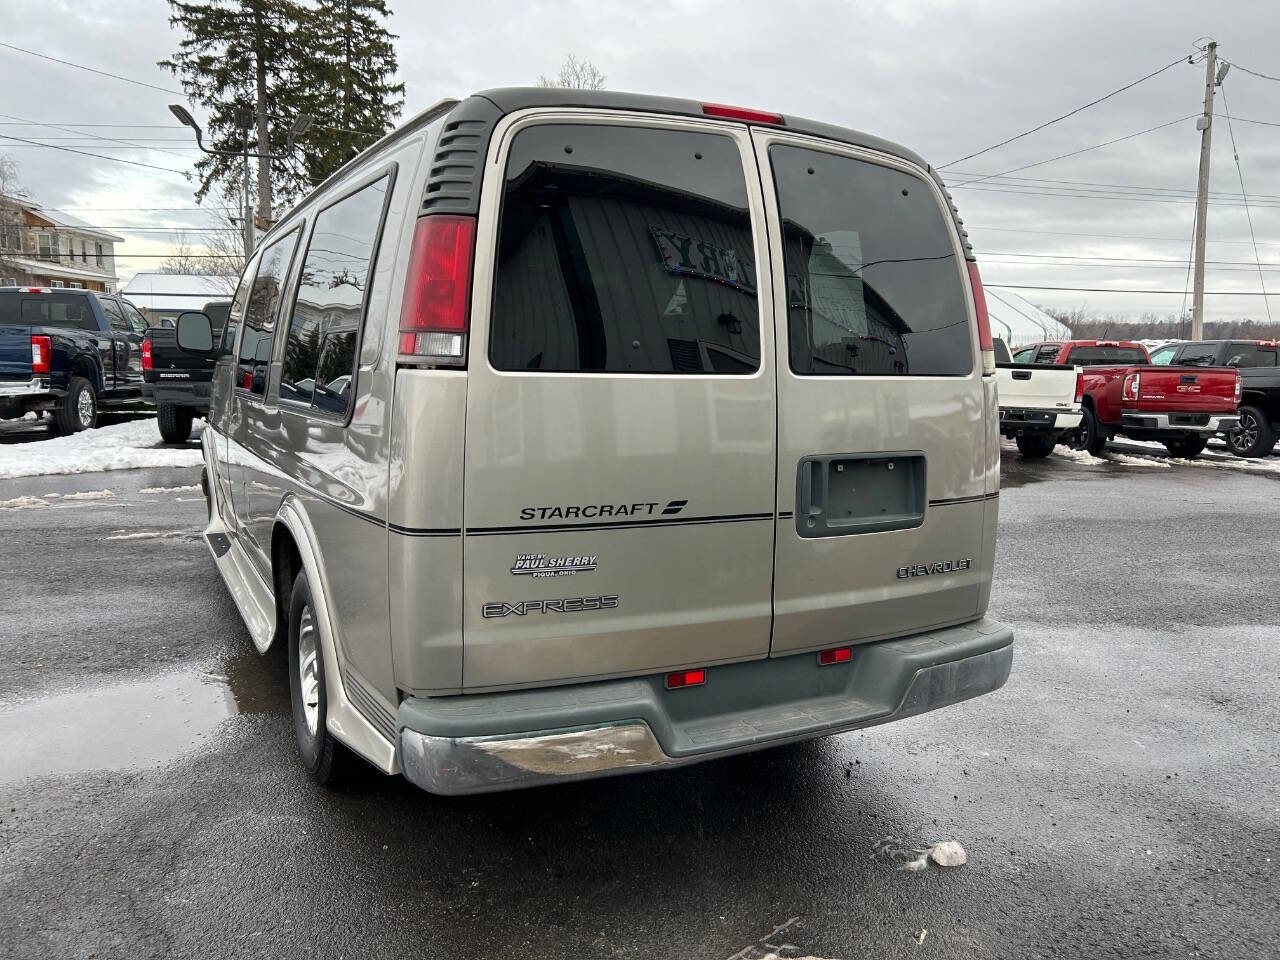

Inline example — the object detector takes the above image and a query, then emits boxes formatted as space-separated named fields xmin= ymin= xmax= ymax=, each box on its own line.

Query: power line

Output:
xmin=948 ymin=114 xmax=1200 ymax=188
xmin=0 ymin=111 xmax=192 ymax=160
xmin=955 ymin=181 xmax=1280 ymax=209
xmin=1221 ymin=59 xmax=1280 ymax=84
xmin=966 ymin=224 xmax=1280 ymax=246
xmin=939 ymin=55 xmax=1188 ymax=168
xmin=0 ymin=133 xmax=190 ymax=175
xmin=949 ymin=169 xmax=1280 ymax=202
xmin=0 ymin=41 xmax=184 ymax=96
xmin=986 ymin=283 xmax=1278 ymax=295
xmin=1219 ymin=86 xmax=1272 ymax=321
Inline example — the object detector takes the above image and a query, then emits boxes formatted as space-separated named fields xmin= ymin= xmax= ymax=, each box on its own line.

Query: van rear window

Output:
xmin=770 ymin=145 xmax=971 ymax=377
xmin=489 ymin=124 xmax=760 ymax=374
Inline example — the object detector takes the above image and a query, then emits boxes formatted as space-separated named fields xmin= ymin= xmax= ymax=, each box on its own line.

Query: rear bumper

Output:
xmin=999 ymin=408 xmax=1081 ymax=435
xmin=0 ymin=377 xmax=51 ymax=398
xmin=398 ymin=617 xmax=1013 ymax=795
xmin=1120 ymin=412 xmax=1240 ymax=434
xmin=142 ymin=380 xmax=211 ymax=407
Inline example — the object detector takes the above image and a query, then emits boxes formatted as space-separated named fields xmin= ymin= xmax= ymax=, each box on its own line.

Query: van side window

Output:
xmin=489 ymin=123 xmax=760 ymax=374
xmin=223 ymin=253 xmax=260 ymax=354
xmin=279 ymin=174 xmax=391 ymax=416
xmin=770 ymin=145 xmax=971 ymax=376
xmin=237 ymin=230 xmax=300 ymax=396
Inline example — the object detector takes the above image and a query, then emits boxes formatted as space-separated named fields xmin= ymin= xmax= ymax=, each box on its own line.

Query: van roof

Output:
xmin=267 ymin=87 xmax=972 ymax=260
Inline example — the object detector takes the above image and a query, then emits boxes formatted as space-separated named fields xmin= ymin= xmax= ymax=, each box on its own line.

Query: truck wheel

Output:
xmin=1075 ymin=407 xmax=1106 ymax=456
xmin=1226 ymin=405 xmax=1276 ymax=458
xmin=287 ymin=569 xmax=349 ymax=786
xmin=156 ymin=403 xmax=194 ymax=444
xmin=52 ymin=377 xmax=97 ymax=435
xmin=1015 ymin=433 xmax=1056 ymax=458
xmin=1163 ymin=436 xmax=1208 ymax=459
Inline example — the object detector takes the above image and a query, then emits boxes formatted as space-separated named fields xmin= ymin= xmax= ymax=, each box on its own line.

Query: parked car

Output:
xmin=0 ymin=286 xmax=149 ymax=433
xmin=1147 ymin=341 xmax=1185 ymax=365
xmin=177 ymin=88 xmax=1013 ymax=795
xmin=993 ymin=337 xmax=1082 ymax=457
xmin=1154 ymin=339 xmax=1279 ymax=457
xmin=1014 ymin=340 xmax=1241 ymax=458
xmin=142 ymin=299 xmax=231 ymax=443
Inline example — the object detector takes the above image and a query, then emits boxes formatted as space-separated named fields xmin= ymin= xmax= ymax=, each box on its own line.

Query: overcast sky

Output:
xmin=3 ymin=0 xmax=1279 ymax=321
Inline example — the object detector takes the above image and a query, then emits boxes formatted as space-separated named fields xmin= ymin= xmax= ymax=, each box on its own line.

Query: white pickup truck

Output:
xmin=993 ymin=338 xmax=1083 ymax=457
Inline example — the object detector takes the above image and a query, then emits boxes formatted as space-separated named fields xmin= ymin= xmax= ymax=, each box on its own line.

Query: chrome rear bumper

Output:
xmin=1121 ymin=412 xmax=1240 ymax=434
xmin=399 ymin=622 xmax=1013 ymax=795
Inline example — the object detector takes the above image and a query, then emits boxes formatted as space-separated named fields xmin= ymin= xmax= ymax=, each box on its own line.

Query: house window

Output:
xmin=0 ymin=223 xmax=20 ymax=251
xmin=96 ymin=242 xmax=104 ymax=267
xmin=38 ymin=233 xmax=60 ymax=262
xmin=70 ymin=282 xmax=83 ymax=289
xmin=3 ymin=278 xmax=15 ymax=287
xmin=80 ymin=241 xmax=87 ymax=263
xmin=52 ymin=280 xmax=65 ymax=288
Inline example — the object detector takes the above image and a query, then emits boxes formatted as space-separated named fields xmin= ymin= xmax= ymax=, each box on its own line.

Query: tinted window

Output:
xmin=279 ymin=175 xmax=389 ymax=416
xmin=1033 ymin=345 xmax=1061 ymax=365
xmin=771 ymin=145 xmax=970 ymax=376
xmin=1011 ymin=347 xmax=1035 ymax=363
xmin=490 ymin=124 xmax=759 ymax=374
xmin=1174 ymin=344 xmax=1220 ymax=367
xmin=1223 ymin=343 xmax=1277 ymax=368
xmin=237 ymin=232 xmax=299 ymax=395
xmin=1067 ymin=346 xmax=1148 ymax=365
xmin=1148 ymin=344 xmax=1178 ymax=365
xmin=992 ymin=338 xmax=1011 ymax=363
xmin=100 ymin=298 xmax=130 ymax=331
xmin=19 ymin=294 xmax=98 ymax=330
xmin=223 ymin=257 xmax=258 ymax=354
xmin=121 ymin=301 xmax=149 ymax=333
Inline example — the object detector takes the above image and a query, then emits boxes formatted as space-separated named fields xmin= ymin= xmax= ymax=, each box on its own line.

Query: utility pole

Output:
xmin=234 ymin=106 xmax=256 ymax=260
xmin=1190 ymin=41 xmax=1218 ymax=340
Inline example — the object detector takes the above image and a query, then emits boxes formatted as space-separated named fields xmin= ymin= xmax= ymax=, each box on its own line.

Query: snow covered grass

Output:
xmin=0 ymin=419 xmax=203 ymax=480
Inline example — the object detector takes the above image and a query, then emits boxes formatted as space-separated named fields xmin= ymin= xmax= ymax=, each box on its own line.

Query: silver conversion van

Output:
xmin=178 ymin=89 xmax=1013 ymax=794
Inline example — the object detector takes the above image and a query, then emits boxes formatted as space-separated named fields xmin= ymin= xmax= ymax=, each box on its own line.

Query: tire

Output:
xmin=53 ymin=376 xmax=97 ymax=435
xmin=287 ymin=569 xmax=348 ymax=785
xmin=1015 ymin=433 xmax=1056 ymax=458
xmin=157 ymin=403 xmax=194 ymax=444
xmin=1226 ymin=404 xmax=1276 ymax=459
xmin=1163 ymin=436 xmax=1208 ymax=459
xmin=1075 ymin=406 xmax=1106 ymax=456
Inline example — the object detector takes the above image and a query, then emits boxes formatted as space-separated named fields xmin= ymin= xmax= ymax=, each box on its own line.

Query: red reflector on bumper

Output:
xmin=665 ymin=669 xmax=705 ymax=689
xmin=818 ymin=647 xmax=852 ymax=666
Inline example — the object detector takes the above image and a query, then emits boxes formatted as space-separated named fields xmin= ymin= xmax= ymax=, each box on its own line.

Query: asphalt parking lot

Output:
xmin=1 ymin=441 xmax=1276 ymax=959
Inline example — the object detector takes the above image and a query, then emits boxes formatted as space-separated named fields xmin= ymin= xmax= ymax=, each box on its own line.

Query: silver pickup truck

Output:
xmin=994 ymin=337 xmax=1082 ymax=457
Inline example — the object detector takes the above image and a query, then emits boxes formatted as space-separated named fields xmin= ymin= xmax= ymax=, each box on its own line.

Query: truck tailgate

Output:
xmin=995 ymin=363 xmax=1077 ymax=411
xmin=0 ymin=326 xmax=33 ymax=381
xmin=1131 ymin=366 xmax=1239 ymax=413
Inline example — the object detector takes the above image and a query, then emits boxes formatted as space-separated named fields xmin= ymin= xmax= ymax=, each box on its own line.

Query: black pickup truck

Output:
xmin=0 ymin=287 xmax=149 ymax=433
xmin=142 ymin=300 xmax=230 ymax=443
xmin=1155 ymin=339 xmax=1279 ymax=457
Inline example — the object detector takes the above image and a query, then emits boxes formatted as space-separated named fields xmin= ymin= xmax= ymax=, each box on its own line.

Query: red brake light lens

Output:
xmin=818 ymin=647 xmax=852 ymax=666
xmin=1234 ymin=374 xmax=1243 ymax=404
xmin=665 ymin=669 xmax=706 ymax=690
xmin=1123 ymin=371 xmax=1141 ymax=402
xmin=30 ymin=335 xmax=52 ymax=374
xmin=398 ymin=214 xmax=476 ymax=366
xmin=141 ymin=336 xmax=152 ymax=371
xmin=1074 ymin=370 xmax=1084 ymax=404
xmin=966 ymin=261 xmax=994 ymax=376
xmin=701 ymin=102 xmax=784 ymax=125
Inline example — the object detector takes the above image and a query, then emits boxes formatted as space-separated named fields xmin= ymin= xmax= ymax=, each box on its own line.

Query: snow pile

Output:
xmin=0 ymin=419 xmax=204 ymax=480
xmin=873 ymin=837 xmax=968 ymax=872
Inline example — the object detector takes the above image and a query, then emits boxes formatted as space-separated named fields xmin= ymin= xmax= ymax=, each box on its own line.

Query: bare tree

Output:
xmin=158 ymin=187 xmax=247 ymax=295
xmin=538 ymin=54 xmax=606 ymax=90
xmin=0 ymin=154 xmax=28 ymax=281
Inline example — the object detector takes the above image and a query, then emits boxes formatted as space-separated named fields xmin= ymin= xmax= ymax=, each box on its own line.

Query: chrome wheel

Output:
xmin=1229 ymin=411 xmax=1259 ymax=455
xmin=297 ymin=606 xmax=320 ymax=736
xmin=76 ymin=387 xmax=94 ymax=428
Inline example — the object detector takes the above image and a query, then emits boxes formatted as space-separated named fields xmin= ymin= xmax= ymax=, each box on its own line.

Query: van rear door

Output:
xmin=754 ymin=131 xmax=991 ymax=654
xmin=461 ymin=116 xmax=776 ymax=690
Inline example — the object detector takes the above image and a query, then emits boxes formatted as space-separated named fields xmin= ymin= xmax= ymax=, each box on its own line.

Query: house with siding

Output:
xmin=0 ymin=195 xmax=122 ymax=292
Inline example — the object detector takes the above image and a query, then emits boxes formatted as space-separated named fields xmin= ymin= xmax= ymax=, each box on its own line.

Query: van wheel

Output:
xmin=287 ymin=570 xmax=349 ymax=785
xmin=1074 ymin=407 xmax=1106 ymax=456
xmin=157 ymin=403 xmax=194 ymax=443
xmin=53 ymin=377 xmax=97 ymax=435
xmin=1015 ymin=433 xmax=1056 ymax=458
xmin=1163 ymin=436 xmax=1208 ymax=459
xmin=1226 ymin=405 xmax=1276 ymax=458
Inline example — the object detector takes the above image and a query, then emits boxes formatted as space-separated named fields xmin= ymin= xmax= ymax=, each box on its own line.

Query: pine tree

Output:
xmin=299 ymin=0 xmax=405 ymax=185
xmin=160 ymin=0 xmax=313 ymax=217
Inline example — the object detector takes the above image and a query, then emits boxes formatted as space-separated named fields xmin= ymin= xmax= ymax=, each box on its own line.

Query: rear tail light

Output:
xmin=818 ymin=646 xmax=852 ymax=666
xmin=1073 ymin=369 xmax=1084 ymax=404
xmin=141 ymin=336 xmax=152 ymax=371
xmin=966 ymin=261 xmax=995 ymax=376
xmin=701 ymin=102 xmax=784 ymax=125
xmin=1123 ymin=371 xmax=1141 ymax=402
xmin=665 ymin=669 xmax=705 ymax=690
xmin=398 ymin=214 xmax=476 ymax=367
xmin=30 ymin=335 xmax=52 ymax=374
xmin=1233 ymin=373 xmax=1242 ymax=404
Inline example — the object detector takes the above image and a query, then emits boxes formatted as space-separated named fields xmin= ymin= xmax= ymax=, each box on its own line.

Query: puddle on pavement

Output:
xmin=0 ymin=650 xmax=290 ymax=783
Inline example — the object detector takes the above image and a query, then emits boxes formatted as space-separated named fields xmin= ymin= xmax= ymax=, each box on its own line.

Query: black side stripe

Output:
xmin=465 ymin=512 xmax=774 ymax=536
xmin=928 ymin=493 xmax=1000 ymax=507
xmin=388 ymin=522 xmax=463 ymax=538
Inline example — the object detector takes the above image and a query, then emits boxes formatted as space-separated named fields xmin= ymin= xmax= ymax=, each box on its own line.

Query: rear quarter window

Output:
xmin=489 ymin=123 xmax=760 ymax=374
xmin=1066 ymin=346 xmax=1148 ymax=365
xmin=770 ymin=144 xmax=971 ymax=377
xmin=17 ymin=294 xmax=99 ymax=331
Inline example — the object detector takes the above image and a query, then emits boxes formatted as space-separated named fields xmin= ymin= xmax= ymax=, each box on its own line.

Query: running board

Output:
xmin=205 ymin=524 xmax=275 ymax=654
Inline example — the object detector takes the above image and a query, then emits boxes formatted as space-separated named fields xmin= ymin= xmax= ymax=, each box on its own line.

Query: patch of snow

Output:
xmin=0 ymin=495 xmax=48 ymax=510
xmin=1052 ymin=446 xmax=1105 ymax=465
xmin=0 ymin=419 xmax=203 ymax=480
xmin=874 ymin=837 xmax=968 ymax=872
xmin=103 ymin=530 xmax=191 ymax=541
xmin=61 ymin=489 xmax=115 ymax=500
xmin=140 ymin=484 xmax=201 ymax=494
xmin=1100 ymin=452 xmax=1171 ymax=469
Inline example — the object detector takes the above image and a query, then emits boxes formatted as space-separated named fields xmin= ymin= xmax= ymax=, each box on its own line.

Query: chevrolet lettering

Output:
xmin=184 ymin=85 xmax=1013 ymax=797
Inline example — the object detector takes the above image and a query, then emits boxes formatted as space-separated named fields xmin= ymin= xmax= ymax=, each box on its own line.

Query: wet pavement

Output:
xmin=1 ymin=449 xmax=1277 ymax=959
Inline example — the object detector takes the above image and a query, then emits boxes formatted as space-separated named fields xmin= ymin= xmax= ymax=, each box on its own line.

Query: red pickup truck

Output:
xmin=1011 ymin=340 xmax=1241 ymax=458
